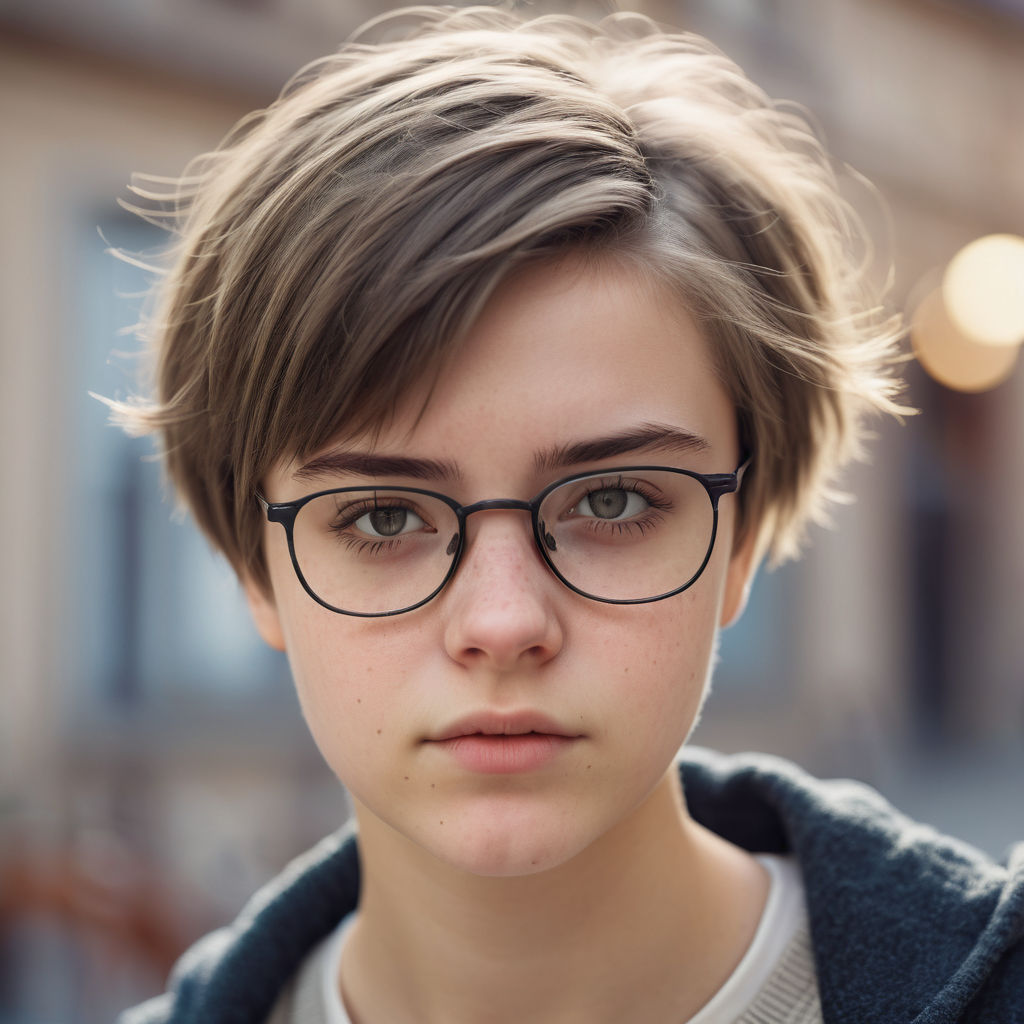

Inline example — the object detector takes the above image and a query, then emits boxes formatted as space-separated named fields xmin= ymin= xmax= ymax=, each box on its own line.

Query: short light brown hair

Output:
xmin=112 ymin=5 xmax=906 ymax=592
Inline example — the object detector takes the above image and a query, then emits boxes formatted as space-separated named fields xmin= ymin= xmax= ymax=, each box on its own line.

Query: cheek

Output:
xmin=594 ymin=584 xmax=721 ymax=752
xmin=276 ymin=607 xmax=413 ymax=787
xmin=649 ymin=609 xmax=718 ymax=728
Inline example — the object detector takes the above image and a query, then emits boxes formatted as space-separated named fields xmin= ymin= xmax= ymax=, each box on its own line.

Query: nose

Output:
xmin=442 ymin=509 xmax=564 ymax=672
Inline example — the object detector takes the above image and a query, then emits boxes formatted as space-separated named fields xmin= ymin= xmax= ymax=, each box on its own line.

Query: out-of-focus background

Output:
xmin=1 ymin=0 xmax=1022 ymax=1018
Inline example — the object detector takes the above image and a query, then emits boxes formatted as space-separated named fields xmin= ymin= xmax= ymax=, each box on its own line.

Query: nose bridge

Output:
xmin=454 ymin=497 xmax=542 ymax=577
xmin=444 ymin=495 xmax=563 ymax=669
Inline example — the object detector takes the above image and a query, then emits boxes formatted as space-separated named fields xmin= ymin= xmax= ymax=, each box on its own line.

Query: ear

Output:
xmin=719 ymin=527 xmax=759 ymax=628
xmin=242 ymin=574 xmax=287 ymax=651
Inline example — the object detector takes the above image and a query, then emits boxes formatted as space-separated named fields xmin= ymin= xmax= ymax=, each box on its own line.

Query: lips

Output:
xmin=427 ymin=711 xmax=584 ymax=774
xmin=430 ymin=710 xmax=583 ymax=743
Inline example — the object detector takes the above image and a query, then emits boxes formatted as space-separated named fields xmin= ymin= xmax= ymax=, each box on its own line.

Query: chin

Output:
xmin=431 ymin=834 xmax=579 ymax=879
xmin=411 ymin=800 xmax=597 ymax=879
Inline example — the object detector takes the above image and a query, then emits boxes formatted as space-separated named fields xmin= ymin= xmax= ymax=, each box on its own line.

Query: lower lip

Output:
xmin=436 ymin=734 xmax=576 ymax=774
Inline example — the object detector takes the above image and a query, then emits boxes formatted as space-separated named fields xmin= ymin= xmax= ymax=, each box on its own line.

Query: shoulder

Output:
xmin=118 ymin=826 xmax=361 ymax=1024
xmin=678 ymin=749 xmax=1024 ymax=1022
xmin=264 ymin=924 xmax=337 ymax=1024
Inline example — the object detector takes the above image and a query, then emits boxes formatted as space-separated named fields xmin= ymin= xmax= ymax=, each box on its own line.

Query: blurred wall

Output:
xmin=0 ymin=33 xmax=244 ymax=801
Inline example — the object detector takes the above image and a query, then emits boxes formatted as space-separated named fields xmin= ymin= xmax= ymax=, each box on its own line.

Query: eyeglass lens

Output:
xmin=289 ymin=470 xmax=715 ymax=615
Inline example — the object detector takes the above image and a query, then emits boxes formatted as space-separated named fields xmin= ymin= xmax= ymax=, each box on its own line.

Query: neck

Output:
xmin=340 ymin=770 xmax=768 ymax=1024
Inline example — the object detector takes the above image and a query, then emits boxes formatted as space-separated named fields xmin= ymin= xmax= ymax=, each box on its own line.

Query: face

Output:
xmin=247 ymin=255 xmax=755 ymax=878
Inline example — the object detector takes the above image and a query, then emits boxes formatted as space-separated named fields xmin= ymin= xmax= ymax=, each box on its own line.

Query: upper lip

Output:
xmin=429 ymin=711 xmax=584 ymax=742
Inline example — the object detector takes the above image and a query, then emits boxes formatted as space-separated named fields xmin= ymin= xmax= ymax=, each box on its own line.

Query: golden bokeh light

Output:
xmin=911 ymin=288 xmax=1020 ymax=393
xmin=942 ymin=234 xmax=1024 ymax=348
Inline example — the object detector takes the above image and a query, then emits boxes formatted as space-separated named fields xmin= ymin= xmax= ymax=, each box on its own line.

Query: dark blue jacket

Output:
xmin=121 ymin=749 xmax=1024 ymax=1023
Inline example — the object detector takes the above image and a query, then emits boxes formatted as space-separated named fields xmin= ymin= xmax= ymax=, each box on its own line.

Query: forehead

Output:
xmin=281 ymin=255 xmax=738 ymax=488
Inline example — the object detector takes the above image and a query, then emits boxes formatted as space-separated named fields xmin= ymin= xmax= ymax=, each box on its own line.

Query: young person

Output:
xmin=114 ymin=6 xmax=1024 ymax=1022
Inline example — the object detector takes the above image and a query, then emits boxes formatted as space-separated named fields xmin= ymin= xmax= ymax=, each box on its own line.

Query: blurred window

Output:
xmin=716 ymin=561 xmax=797 ymax=703
xmin=67 ymin=212 xmax=289 ymax=713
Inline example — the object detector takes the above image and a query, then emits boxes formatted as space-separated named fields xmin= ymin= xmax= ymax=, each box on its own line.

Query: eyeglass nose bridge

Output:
xmin=457 ymin=497 xmax=535 ymax=518
xmin=450 ymin=496 xmax=558 ymax=564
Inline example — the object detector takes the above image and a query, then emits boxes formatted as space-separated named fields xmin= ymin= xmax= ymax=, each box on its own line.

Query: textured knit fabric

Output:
xmin=119 ymin=749 xmax=1024 ymax=1024
xmin=732 ymin=924 xmax=820 ymax=1024
xmin=689 ymin=856 xmax=822 ymax=1023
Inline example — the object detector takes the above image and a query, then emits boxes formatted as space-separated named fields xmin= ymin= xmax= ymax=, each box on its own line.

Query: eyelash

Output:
xmin=578 ymin=477 xmax=673 ymax=510
xmin=327 ymin=501 xmax=424 ymax=545
xmin=339 ymin=537 xmax=404 ymax=556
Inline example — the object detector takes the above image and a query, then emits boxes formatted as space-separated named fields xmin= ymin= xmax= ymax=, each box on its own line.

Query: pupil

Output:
xmin=589 ymin=489 xmax=627 ymax=519
xmin=369 ymin=508 xmax=407 ymax=536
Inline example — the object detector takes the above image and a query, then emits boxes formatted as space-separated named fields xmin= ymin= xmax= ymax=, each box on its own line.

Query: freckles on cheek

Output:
xmin=287 ymin=636 xmax=378 ymax=757
xmin=622 ymin=603 xmax=718 ymax=724
xmin=287 ymin=615 xmax=430 ymax=778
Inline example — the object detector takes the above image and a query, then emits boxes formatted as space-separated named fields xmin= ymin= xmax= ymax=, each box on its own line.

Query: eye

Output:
xmin=354 ymin=506 xmax=426 ymax=537
xmin=576 ymin=487 xmax=650 ymax=521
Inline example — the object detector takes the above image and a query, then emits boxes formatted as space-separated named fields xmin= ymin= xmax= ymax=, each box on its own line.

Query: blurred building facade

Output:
xmin=1 ymin=0 xmax=1022 ymax=1019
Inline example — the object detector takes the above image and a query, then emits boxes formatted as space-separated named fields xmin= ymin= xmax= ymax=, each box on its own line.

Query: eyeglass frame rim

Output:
xmin=255 ymin=456 xmax=751 ymax=618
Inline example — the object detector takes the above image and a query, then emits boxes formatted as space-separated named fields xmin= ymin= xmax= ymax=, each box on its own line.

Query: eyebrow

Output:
xmin=293 ymin=450 xmax=463 ymax=484
xmin=533 ymin=423 xmax=711 ymax=474
xmin=293 ymin=423 xmax=710 ymax=486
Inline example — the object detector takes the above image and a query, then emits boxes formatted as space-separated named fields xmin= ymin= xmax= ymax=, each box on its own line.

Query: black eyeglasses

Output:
xmin=257 ymin=459 xmax=749 ymax=617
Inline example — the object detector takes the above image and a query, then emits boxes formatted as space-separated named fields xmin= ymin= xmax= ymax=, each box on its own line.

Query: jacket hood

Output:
xmin=680 ymin=748 xmax=1024 ymax=1023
